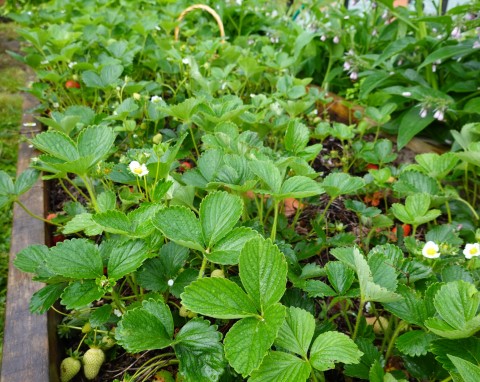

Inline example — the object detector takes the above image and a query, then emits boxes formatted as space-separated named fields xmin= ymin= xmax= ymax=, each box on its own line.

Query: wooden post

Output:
xmin=0 ymin=93 xmax=56 ymax=381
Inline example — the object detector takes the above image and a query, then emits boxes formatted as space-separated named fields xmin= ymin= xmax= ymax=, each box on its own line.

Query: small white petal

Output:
xmin=422 ymin=241 xmax=440 ymax=259
xmin=463 ymin=243 xmax=480 ymax=259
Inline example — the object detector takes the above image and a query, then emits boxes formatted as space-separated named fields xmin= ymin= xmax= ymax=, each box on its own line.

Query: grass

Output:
xmin=0 ymin=20 xmax=25 ymax=361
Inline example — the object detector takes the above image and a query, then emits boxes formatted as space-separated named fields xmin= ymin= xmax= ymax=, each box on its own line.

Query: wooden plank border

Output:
xmin=1 ymin=92 xmax=59 ymax=381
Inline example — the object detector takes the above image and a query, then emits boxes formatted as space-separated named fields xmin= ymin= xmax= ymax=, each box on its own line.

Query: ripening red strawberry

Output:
xmin=366 ymin=163 xmax=379 ymax=170
xmin=392 ymin=224 xmax=411 ymax=237
xmin=53 ymin=234 xmax=66 ymax=244
xmin=179 ymin=161 xmax=192 ymax=172
xmin=65 ymin=80 xmax=81 ymax=89
xmin=46 ymin=213 xmax=57 ymax=220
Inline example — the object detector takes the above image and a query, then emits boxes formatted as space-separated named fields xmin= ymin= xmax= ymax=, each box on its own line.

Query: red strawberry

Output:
xmin=65 ymin=80 xmax=81 ymax=89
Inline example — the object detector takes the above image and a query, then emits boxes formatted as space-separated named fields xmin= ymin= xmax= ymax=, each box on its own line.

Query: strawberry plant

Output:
xmin=2 ymin=0 xmax=480 ymax=381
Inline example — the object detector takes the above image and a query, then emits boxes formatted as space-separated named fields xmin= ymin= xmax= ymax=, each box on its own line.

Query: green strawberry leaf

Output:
xmin=115 ymin=300 xmax=173 ymax=352
xmin=29 ymin=283 xmax=67 ymax=314
xmin=392 ymin=193 xmax=441 ymax=226
xmin=344 ymin=338 xmax=383 ymax=380
xmin=99 ymin=64 xmax=124 ymax=86
xmin=0 ymin=170 xmax=15 ymax=195
xmin=430 ymin=338 xmax=480 ymax=372
xmin=383 ymin=284 xmax=428 ymax=327
xmin=303 ymin=280 xmax=337 ymax=298
xmin=77 ymin=125 xmax=115 ymax=168
xmin=425 ymin=280 xmax=480 ymax=339
xmin=368 ymin=359 xmax=384 ymax=382
xmin=239 ymin=237 xmax=288 ymax=311
xmin=136 ymin=242 xmax=189 ymax=292
xmin=173 ymin=318 xmax=225 ymax=382
xmin=63 ymin=213 xmax=103 ymax=236
xmin=107 ymin=240 xmax=149 ymax=280
xmin=224 ymin=303 xmax=286 ymax=377
xmin=415 ymin=153 xmax=459 ymax=180
xmin=93 ymin=210 xmax=131 ymax=235
xmin=14 ymin=244 xmax=49 ymax=273
xmin=448 ymin=355 xmax=480 ymax=382
xmin=199 ymin=191 xmax=243 ymax=248
xmin=170 ymin=268 xmax=198 ymax=299
xmin=309 ymin=331 xmax=363 ymax=371
xmin=90 ymin=304 xmax=113 ymax=328
xmin=47 ymin=239 xmax=103 ymax=279
xmin=30 ymin=130 xmax=79 ymax=162
xmin=322 ymin=173 xmax=365 ymax=198
xmin=276 ymin=176 xmax=324 ymax=199
xmin=368 ymin=252 xmax=398 ymax=292
xmin=97 ymin=190 xmax=117 ymax=212
xmin=275 ymin=306 xmax=315 ymax=358
xmin=207 ymin=227 xmax=260 ymax=265
xmin=249 ymin=351 xmax=311 ymax=382
xmin=60 ymin=279 xmax=104 ymax=309
xmin=405 ymin=193 xmax=430 ymax=217
xmin=250 ymin=160 xmax=283 ymax=194
xmin=393 ymin=171 xmax=440 ymax=197
xmin=153 ymin=206 xmax=204 ymax=251
xmin=285 ymin=119 xmax=310 ymax=154
xmin=353 ymin=248 xmax=402 ymax=303
xmin=14 ymin=168 xmax=40 ymax=195
xmin=325 ymin=261 xmax=355 ymax=295
xmin=181 ymin=277 xmax=258 ymax=319
xmin=396 ymin=330 xmax=437 ymax=357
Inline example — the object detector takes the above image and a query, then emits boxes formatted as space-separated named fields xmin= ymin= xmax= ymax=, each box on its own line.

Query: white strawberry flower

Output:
xmin=422 ymin=241 xmax=440 ymax=259
xmin=129 ymin=161 xmax=149 ymax=177
xmin=463 ymin=243 xmax=480 ymax=259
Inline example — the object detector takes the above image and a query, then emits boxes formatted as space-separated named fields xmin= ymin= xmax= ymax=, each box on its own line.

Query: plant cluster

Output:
xmin=1 ymin=0 xmax=480 ymax=381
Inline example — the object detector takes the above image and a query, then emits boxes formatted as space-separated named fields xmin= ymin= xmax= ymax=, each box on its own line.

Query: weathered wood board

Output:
xmin=0 ymin=93 xmax=58 ymax=381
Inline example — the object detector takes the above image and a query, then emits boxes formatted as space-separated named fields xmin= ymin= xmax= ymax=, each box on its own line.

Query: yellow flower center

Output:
xmin=133 ymin=167 xmax=143 ymax=174
xmin=426 ymin=248 xmax=437 ymax=256
xmin=469 ymin=247 xmax=478 ymax=255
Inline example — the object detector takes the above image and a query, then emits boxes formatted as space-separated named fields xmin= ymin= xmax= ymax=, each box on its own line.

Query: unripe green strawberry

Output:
xmin=81 ymin=322 xmax=92 ymax=333
xmin=60 ymin=356 xmax=81 ymax=382
xmin=210 ymin=269 xmax=225 ymax=278
xmin=155 ymin=369 xmax=175 ymax=382
xmin=179 ymin=305 xmax=190 ymax=317
xmin=101 ymin=335 xmax=116 ymax=350
xmin=83 ymin=347 xmax=105 ymax=380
